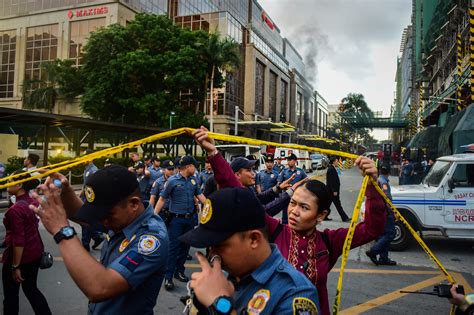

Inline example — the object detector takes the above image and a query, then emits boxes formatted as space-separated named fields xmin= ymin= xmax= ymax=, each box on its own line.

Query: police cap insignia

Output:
xmin=138 ymin=235 xmax=160 ymax=255
xmin=292 ymin=297 xmax=318 ymax=315
xmin=247 ymin=289 xmax=270 ymax=314
xmin=84 ymin=185 xmax=95 ymax=203
xmin=200 ymin=199 xmax=213 ymax=224
xmin=170 ymin=161 xmax=174 ymax=166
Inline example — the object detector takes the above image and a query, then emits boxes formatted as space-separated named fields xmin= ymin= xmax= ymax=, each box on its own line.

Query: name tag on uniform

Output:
xmin=271 ymin=174 xmax=275 ymax=178
xmin=297 ymin=171 xmax=300 ymax=175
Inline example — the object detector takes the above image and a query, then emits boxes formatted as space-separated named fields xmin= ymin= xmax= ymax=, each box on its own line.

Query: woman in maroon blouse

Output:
xmin=2 ymin=171 xmax=51 ymax=315
xmin=191 ymin=127 xmax=387 ymax=315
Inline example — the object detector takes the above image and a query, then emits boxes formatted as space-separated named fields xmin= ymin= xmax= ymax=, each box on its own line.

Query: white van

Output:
xmin=274 ymin=147 xmax=312 ymax=172
xmin=362 ymin=153 xmax=474 ymax=251
xmin=216 ymin=144 xmax=266 ymax=171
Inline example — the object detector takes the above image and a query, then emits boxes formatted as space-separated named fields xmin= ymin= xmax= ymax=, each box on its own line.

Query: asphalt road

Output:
xmin=0 ymin=168 xmax=472 ymax=314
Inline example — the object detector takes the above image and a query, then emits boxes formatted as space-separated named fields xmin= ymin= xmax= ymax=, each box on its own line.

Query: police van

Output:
xmin=381 ymin=153 xmax=474 ymax=251
xmin=216 ymin=144 xmax=266 ymax=171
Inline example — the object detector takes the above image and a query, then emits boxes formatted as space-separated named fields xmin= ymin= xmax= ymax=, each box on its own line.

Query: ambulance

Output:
xmin=382 ymin=153 xmax=474 ymax=250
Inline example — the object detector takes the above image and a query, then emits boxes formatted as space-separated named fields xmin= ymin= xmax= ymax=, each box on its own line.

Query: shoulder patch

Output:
xmin=137 ymin=235 xmax=160 ymax=255
xmin=247 ymin=289 xmax=270 ymax=314
xmin=119 ymin=235 xmax=136 ymax=253
xmin=119 ymin=251 xmax=144 ymax=272
xmin=200 ymin=199 xmax=213 ymax=224
xmin=292 ymin=297 xmax=318 ymax=315
xmin=191 ymin=179 xmax=196 ymax=185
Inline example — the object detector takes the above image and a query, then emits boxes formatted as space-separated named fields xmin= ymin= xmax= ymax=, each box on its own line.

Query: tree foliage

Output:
xmin=74 ymin=13 xmax=240 ymax=128
xmin=22 ymin=59 xmax=81 ymax=113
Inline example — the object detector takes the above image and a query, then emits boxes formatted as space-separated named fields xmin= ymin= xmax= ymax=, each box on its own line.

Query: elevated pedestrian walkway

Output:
xmin=339 ymin=111 xmax=408 ymax=129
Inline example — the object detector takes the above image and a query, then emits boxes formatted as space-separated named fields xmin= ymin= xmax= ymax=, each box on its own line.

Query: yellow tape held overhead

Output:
xmin=2 ymin=127 xmax=457 ymax=313
xmin=0 ymin=128 xmax=189 ymax=190
xmin=368 ymin=177 xmax=455 ymax=283
xmin=332 ymin=175 xmax=369 ymax=314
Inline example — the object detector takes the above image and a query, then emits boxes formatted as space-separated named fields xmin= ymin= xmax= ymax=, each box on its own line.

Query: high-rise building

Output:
xmin=0 ymin=0 xmax=327 ymax=140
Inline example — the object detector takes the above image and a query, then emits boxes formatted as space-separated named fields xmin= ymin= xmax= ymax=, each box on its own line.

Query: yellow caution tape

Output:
xmin=332 ymin=175 xmax=369 ymax=314
xmin=1 ymin=127 xmax=457 ymax=314
xmin=0 ymin=128 xmax=189 ymax=189
xmin=368 ymin=177 xmax=455 ymax=283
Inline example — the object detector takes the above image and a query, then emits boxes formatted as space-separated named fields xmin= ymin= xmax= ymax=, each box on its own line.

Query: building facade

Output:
xmin=0 ymin=0 xmax=327 ymax=140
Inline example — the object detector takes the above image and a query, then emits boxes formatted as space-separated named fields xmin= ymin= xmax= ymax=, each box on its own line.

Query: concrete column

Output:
xmin=14 ymin=27 xmax=25 ymax=103
xmin=275 ymin=75 xmax=281 ymax=122
xmin=243 ymin=46 xmax=256 ymax=118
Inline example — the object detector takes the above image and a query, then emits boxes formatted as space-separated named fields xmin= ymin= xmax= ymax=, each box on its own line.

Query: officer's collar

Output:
xmin=248 ymin=244 xmax=281 ymax=285
xmin=122 ymin=203 xmax=154 ymax=240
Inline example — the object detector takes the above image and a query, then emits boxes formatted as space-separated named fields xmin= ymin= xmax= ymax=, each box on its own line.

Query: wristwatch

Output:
xmin=11 ymin=264 xmax=19 ymax=271
xmin=54 ymin=226 xmax=77 ymax=244
xmin=209 ymin=296 xmax=233 ymax=314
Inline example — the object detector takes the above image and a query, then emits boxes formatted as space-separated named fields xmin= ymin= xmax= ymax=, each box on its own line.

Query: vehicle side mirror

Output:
xmin=447 ymin=178 xmax=455 ymax=193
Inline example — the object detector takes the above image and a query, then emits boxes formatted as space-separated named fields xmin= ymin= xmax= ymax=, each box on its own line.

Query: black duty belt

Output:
xmin=170 ymin=212 xmax=195 ymax=219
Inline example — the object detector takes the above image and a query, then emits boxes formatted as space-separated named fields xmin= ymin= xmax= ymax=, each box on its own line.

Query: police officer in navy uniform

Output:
xmin=148 ymin=156 xmax=163 ymax=183
xmin=154 ymin=155 xmax=206 ymax=291
xmin=149 ymin=160 xmax=175 ymax=224
xmin=273 ymin=156 xmax=285 ymax=173
xmin=256 ymin=154 xmax=280 ymax=193
xmin=198 ymin=161 xmax=213 ymax=191
xmin=30 ymin=166 xmax=169 ymax=315
xmin=277 ymin=153 xmax=307 ymax=224
xmin=180 ymin=187 xmax=320 ymax=314
xmin=134 ymin=161 xmax=151 ymax=202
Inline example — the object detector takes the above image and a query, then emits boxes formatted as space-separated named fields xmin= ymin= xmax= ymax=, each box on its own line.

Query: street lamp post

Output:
xmin=169 ymin=111 xmax=176 ymax=129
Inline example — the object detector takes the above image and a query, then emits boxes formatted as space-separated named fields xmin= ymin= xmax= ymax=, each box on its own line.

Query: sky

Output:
xmin=259 ymin=0 xmax=412 ymax=141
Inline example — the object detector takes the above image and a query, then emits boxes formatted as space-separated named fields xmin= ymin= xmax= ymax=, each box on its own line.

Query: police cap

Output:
xmin=162 ymin=159 xmax=175 ymax=170
xmin=74 ymin=165 xmax=139 ymax=224
xmin=230 ymin=157 xmax=257 ymax=173
xmin=179 ymin=187 xmax=266 ymax=248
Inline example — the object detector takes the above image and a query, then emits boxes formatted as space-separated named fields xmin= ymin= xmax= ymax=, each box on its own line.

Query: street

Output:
xmin=0 ymin=167 xmax=472 ymax=314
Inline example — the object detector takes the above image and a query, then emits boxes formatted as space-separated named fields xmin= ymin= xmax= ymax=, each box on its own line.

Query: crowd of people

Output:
xmin=1 ymin=135 xmax=471 ymax=314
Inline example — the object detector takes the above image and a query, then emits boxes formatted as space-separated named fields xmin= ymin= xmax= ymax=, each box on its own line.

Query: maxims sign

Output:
xmin=68 ymin=7 xmax=108 ymax=19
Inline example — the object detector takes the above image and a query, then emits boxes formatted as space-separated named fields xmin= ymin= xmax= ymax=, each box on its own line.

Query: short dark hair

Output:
xmin=380 ymin=165 xmax=390 ymax=175
xmin=329 ymin=156 xmax=338 ymax=164
xmin=11 ymin=170 xmax=39 ymax=192
xmin=296 ymin=180 xmax=331 ymax=214
xmin=27 ymin=153 xmax=39 ymax=166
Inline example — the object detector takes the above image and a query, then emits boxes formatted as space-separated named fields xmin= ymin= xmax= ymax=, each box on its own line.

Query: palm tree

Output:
xmin=339 ymin=93 xmax=374 ymax=151
xmin=200 ymin=33 xmax=241 ymax=131
xmin=22 ymin=60 xmax=81 ymax=113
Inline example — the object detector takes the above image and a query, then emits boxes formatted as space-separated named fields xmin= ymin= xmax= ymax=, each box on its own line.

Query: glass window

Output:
xmin=423 ymin=161 xmax=452 ymax=187
xmin=25 ymin=24 xmax=58 ymax=90
xmin=255 ymin=60 xmax=265 ymax=116
xmin=69 ymin=18 xmax=105 ymax=66
xmin=0 ymin=30 xmax=16 ymax=98
xmin=451 ymin=164 xmax=474 ymax=187
xmin=1 ymin=0 xmax=105 ymax=17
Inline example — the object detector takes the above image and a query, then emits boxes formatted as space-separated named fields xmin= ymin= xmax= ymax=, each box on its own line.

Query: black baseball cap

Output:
xmin=151 ymin=156 xmax=160 ymax=162
xmin=179 ymin=155 xmax=198 ymax=167
xmin=162 ymin=159 xmax=175 ymax=170
xmin=134 ymin=161 xmax=145 ymax=169
xmin=265 ymin=154 xmax=274 ymax=162
xmin=74 ymin=165 xmax=139 ymax=224
xmin=230 ymin=157 xmax=257 ymax=172
xmin=287 ymin=153 xmax=298 ymax=161
xmin=179 ymin=187 xmax=266 ymax=248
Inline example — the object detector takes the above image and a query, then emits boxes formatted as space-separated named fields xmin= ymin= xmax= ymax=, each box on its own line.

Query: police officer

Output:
xmin=274 ymin=156 xmax=285 ymax=173
xmin=198 ymin=161 xmax=213 ymax=191
xmin=154 ymin=155 xmax=206 ymax=291
xmin=81 ymin=150 xmax=103 ymax=251
xmin=134 ymin=161 xmax=150 ymax=202
xmin=180 ymin=187 xmax=320 ymax=314
xmin=256 ymin=155 xmax=279 ymax=193
xmin=149 ymin=160 xmax=175 ymax=225
xmin=30 ymin=166 xmax=169 ymax=314
xmin=148 ymin=156 xmax=163 ymax=182
xmin=277 ymin=153 xmax=307 ymax=224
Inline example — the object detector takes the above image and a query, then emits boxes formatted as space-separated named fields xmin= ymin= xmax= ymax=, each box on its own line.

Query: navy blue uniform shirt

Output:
xmin=232 ymin=245 xmax=320 ymax=314
xmin=150 ymin=176 xmax=170 ymax=209
xmin=277 ymin=167 xmax=307 ymax=185
xmin=88 ymin=204 xmax=169 ymax=315
xmin=160 ymin=173 xmax=202 ymax=214
xmin=257 ymin=169 xmax=279 ymax=191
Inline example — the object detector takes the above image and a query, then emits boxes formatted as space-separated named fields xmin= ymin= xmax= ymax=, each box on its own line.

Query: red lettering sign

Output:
xmin=69 ymin=6 xmax=108 ymax=19
xmin=454 ymin=215 xmax=474 ymax=222
xmin=261 ymin=11 xmax=275 ymax=30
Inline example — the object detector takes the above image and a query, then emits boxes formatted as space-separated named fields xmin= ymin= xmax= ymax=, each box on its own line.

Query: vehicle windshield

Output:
xmin=423 ymin=161 xmax=452 ymax=187
xmin=311 ymin=154 xmax=323 ymax=159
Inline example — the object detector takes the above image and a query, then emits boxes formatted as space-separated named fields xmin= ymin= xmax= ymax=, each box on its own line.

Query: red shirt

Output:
xmin=2 ymin=194 xmax=44 ymax=264
xmin=209 ymin=153 xmax=386 ymax=315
